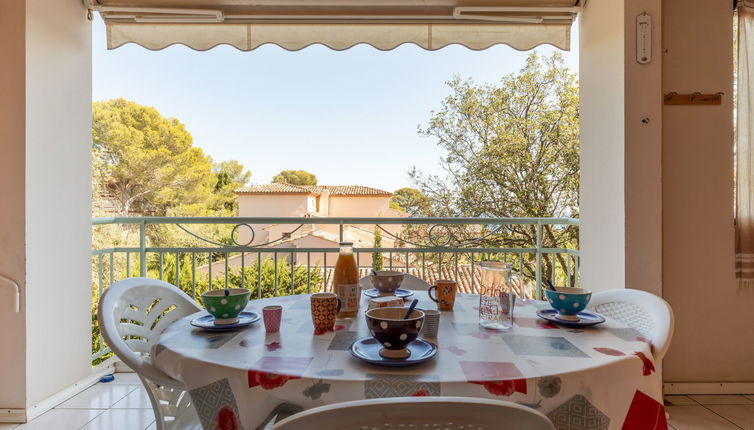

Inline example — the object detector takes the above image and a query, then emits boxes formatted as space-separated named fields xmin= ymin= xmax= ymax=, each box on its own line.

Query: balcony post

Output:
xmin=535 ymin=222 xmax=543 ymax=300
xmin=139 ymin=220 xmax=147 ymax=277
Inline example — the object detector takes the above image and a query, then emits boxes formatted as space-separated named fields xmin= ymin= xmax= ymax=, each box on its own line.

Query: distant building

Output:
xmin=196 ymin=183 xmax=532 ymax=296
xmin=200 ymin=184 xmax=407 ymax=277
xmin=236 ymin=183 xmax=402 ymax=217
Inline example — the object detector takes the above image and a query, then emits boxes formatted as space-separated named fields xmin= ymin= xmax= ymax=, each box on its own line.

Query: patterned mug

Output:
xmin=310 ymin=293 xmax=342 ymax=333
xmin=428 ymin=280 xmax=457 ymax=311
xmin=262 ymin=305 xmax=283 ymax=333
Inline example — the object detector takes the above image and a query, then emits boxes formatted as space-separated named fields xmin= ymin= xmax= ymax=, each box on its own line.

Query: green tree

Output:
xmin=211 ymin=160 xmax=251 ymax=213
xmin=412 ymin=52 xmax=579 ymax=285
xmin=272 ymin=170 xmax=318 ymax=186
xmin=373 ymin=227 xmax=384 ymax=271
xmin=390 ymin=188 xmax=432 ymax=216
xmin=92 ymin=98 xmax=216 ymax=216
xmin=92 ymin=98 xmax=252 ymax=248
xmin=161 ymin=256 xmax=324 ymax=300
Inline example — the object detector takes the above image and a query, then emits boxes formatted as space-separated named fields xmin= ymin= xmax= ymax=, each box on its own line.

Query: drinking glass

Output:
xmin=478 ymin=261 xmax=519 ymax=331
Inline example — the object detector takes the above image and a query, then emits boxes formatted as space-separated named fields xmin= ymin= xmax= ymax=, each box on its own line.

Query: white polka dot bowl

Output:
xmin=365 ymin=307 xmax=424 ymax=359
xmin=369 ymin=270 xmax=405 ymax=294
xmin=544 ymin=287 xmax=592 ymax=321
xmin=201 ymin=288 xmax=250 ymax=325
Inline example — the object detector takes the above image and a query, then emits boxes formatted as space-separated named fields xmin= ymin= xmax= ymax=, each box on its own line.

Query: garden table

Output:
xmin=151 ymin=291 xmax=667 ymax=430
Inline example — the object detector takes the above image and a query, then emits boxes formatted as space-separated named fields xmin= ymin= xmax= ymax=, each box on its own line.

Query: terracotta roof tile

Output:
xmin=312 ymin=185 xmax=392 ymax=196
xmin=235 ymin=183 xmax=317 ymax=194
xmin=321 ymin=265 xmax=535 ymax=299
xmin=236 ymin=184 xmax=392 ymax=196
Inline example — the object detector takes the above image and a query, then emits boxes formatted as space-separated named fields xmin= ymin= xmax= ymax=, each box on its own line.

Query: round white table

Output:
xmin=152 ymin=291 xmax=666 ymax=430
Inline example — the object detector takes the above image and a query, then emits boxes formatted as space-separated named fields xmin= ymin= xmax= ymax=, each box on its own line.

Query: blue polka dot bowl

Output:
xmin=544 ymin=287 xmax=592 ymax=321
xmin=201 ymin=288 xmax=250 ymax=325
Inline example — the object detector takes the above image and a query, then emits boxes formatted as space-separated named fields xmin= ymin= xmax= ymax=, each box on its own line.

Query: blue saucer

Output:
xmin=536 ymin=309 xmax=606 ymax=328
xmin=363 ymin=288 xmax=413 ymax=299
xmin=350 ymin=337 xmax=437 ymax=367
xmin=190 ymin=311 xmax=260 ymax=331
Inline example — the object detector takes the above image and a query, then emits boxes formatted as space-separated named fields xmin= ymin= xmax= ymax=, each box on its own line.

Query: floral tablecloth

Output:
xmin=151 ymin=292 xmax=667 ymax=430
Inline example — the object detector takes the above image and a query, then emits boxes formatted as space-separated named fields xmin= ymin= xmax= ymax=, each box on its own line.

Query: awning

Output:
xmin=88 ymin=1 xmax=580 ymax=52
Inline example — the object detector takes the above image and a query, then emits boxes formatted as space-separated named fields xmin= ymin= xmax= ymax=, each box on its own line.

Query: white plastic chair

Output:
xmin=402 ymin=274 xmax=433 ymax=291
xmin=270 ymin=396 xmax=555 ymax=430
xmin=588 ymin=289 xmax=675 ymax=360
xmin=98 ymin=277 xmax=202 ymax=430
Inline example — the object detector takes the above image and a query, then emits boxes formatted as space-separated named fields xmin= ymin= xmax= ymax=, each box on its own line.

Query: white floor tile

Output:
xmin=707 ymin=404 xmax=754 ymax=429
xmin=145 ymin=422 xmax=156 ymax=430
xmin=56 ymin=384 xmax=139 ymax=409
xmin=107 ymin=373 xmax=142 ymax=385
xmin=14 ymin=409 xmax=104 ymax=430
xmin=667 ymin=395 xmax=700 ymax=406
xmin=690 ymin=395 xmax=754 ymax=405
xmin=111 ymin=388 xmax=152 ymax=409
xmin=666 ymin=405 xmax=741 ymax=430
xmin=80 ymin=409 xmax=155 ymax=430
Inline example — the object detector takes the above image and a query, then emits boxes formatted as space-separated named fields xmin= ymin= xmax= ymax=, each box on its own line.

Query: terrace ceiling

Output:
xmin=88 ymin=0 xmax=580 ymax=51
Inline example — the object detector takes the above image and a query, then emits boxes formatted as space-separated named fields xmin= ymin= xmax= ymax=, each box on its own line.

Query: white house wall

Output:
xmin=662 ymin=0 xmax=748 ymax=382
xmin=238 ymin=194 xmax=312 ymax=245
xmin=579 ymin=0 xmax=627 ymax=293
xmin=24 ymin=0 xmax=93 ymax=411
xmin=238 ymin=194 xmax=311 ymax=218
xmin=328 ymin=195 xmax=394 ymax=217
xmin=624 ymin=0 xmax=663 ymax=297
xmin=0 ymin=0 xmax=28 ymax=412
xmin=582 ymin=0 xmax=753 ymax=383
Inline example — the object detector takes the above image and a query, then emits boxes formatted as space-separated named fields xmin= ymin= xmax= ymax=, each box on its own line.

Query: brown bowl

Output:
xmin=369 ymin=271 xmax=405 ymax=294
xmin=365 ymin=307 xmax=424 ymax=358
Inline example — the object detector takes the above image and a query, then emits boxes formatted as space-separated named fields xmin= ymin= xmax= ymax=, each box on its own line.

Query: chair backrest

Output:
xmin=271 ymin=397 xmax=555 ymax=430
xmin=98 ymin=277 xmax=201 ymax=387
xmin=588 ymin=289 xmax=675 ymax=360
xmin=358 ymin=274 xmax=432 ymax=291
xmin=401 ymin=274 xmax=433 ymax=291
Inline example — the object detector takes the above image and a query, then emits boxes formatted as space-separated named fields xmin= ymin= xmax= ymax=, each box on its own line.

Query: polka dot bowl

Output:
xmin=369 ymin=271 xmax=405 ymax=294
xmin=201 ymin=288 xmax=250 ymax=324
xmin=365 ymin=307 xmax=424 ymax=359
xmin=544 ymin=287 xmax=592 ymax=320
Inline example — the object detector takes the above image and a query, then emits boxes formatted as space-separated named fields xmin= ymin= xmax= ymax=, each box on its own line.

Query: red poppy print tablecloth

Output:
xmin=151 ymin=292 xmax=665 ymax=430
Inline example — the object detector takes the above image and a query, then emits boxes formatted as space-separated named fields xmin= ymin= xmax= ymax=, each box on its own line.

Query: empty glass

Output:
xmin=478 ymin=261 xmax=519 ymax=331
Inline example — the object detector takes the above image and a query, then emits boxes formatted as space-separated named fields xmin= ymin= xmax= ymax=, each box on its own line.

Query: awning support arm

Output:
xmin=83 ymin=1 xmax=577 ymax=25
xmin=83 ymin=0 xmax=224 ymax=23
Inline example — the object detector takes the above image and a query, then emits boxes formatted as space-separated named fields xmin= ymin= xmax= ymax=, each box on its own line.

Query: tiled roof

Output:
xmin=235 ymin=183 xmax=316 ymax=194
xmin=312 ymin=185 xmax=392 ymax=196
xmin=322 ymin=265 xmax=536 ymax=299
xmin=235 ymin=184 xmax=392 ymax=196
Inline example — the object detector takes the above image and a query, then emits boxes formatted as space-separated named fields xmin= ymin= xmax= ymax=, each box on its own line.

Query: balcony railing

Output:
xmin=90 ymin=216 xmax=579 ymax=363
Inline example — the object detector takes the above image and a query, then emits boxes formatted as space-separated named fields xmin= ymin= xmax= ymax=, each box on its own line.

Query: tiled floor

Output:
xmin=3 ymin=378 xmax=754 ymax=429
xmin=666 ymin=394 xmax=754 ymax=429
xmin=0 ymin=373 xmax=156 ymax=430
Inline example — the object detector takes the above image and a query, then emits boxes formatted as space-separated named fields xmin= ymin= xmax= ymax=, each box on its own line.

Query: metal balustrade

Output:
xmin=91 ymin=216 xmax=579 ymax=363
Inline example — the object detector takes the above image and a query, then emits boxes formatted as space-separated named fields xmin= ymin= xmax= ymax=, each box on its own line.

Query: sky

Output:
xmin=92 ymin=17 xmax=578 ymax=192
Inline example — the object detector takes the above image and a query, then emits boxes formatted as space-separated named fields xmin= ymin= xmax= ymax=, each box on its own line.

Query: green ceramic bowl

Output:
xmin=201 ymin=288 xmax=250 ymax=323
